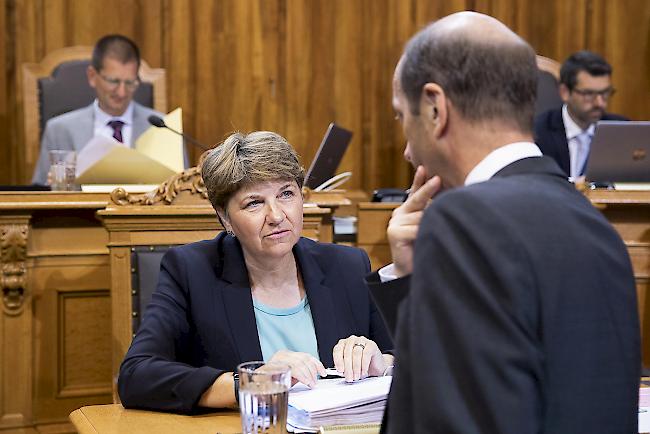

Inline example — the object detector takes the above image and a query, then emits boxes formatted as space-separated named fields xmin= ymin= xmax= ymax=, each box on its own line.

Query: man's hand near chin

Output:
xmin=387 ymin=165 xmax=442 ymax=278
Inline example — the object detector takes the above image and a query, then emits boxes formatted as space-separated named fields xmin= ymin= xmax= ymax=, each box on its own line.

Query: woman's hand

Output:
xmin=332 ymin=335 xmax=394 ymax=382
xmin=268 ymin=350 xmax=326 ymax=388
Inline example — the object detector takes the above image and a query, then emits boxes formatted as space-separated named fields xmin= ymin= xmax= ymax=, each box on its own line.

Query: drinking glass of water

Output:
xmin=237 ymin=361 xmax=291 ymax=434
xmin=48 ymin=150 xmax=77 ymax=191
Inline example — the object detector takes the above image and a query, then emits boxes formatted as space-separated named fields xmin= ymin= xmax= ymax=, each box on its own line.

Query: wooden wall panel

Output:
xmin=2 ymin=0 xmax=649 ymax=188
xmin=31 ymin=257 xmax=111 ymax=423
xmin=595 ymin=0 xmax=650 ymax=120
xmin=59 ymin=290 xmax=111 ymax=395
xmin=0 ymin=1 xmax=8 ymax=185
xmin=361 ymin=0 xmax=412 ymax=189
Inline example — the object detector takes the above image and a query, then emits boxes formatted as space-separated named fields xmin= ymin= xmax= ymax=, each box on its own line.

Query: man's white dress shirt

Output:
xmin=562 ymin=104 xmax=595 ymax=180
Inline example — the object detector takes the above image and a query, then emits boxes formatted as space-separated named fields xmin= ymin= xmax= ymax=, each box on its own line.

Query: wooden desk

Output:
xmin=583 ymin=189 xmax=650 ymax=368
xmin=70 ymin=404 xmax=241 ymax=434
xmin=0 ymin=192 xmax=114 ymax=433
xmin=357 ymin=202 xmax=398 ymax=269
xmin=357 ymin=189 xmax=650 ymax=367
xmin=70 ymin=383 xmax=650 ymax=434
xmin=0 ymin=181 xmax=334 ymax=432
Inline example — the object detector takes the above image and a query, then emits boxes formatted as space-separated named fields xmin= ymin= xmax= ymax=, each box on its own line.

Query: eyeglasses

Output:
xmin=571 ymin=87 xmax=616 ymax=102
xmin=98 ymin=73 xmax=140 ymax=91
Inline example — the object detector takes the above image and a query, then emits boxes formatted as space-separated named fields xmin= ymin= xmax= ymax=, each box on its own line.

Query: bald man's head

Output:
xmin=432 ymin=12 xmax=523 ymax=44
xmin=399 ymin=12 xmax=537 ymax=133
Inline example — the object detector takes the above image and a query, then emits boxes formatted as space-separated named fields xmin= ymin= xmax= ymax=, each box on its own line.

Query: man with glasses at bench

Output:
xmin=32 ymin=34 xmax=162 ymax=185
xmin=533 ymin=50 xmax=628 ymax=181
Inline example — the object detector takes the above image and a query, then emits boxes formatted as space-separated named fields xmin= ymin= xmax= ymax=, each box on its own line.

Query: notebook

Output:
xmin=585 ymin=121 xmax=650 ymax=183
xmin=304 ymin=123 xmax=353 ymax=190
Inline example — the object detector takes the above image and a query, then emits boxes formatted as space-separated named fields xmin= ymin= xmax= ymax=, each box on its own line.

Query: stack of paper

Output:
xmin=287 ymin=376 xmax=391 ymax=433
xmin=640 ymin=385 xmax=650 ymax=433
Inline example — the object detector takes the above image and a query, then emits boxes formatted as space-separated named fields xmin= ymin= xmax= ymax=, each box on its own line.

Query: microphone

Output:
xmin=147 ymin=115 xmax=211 ymax=151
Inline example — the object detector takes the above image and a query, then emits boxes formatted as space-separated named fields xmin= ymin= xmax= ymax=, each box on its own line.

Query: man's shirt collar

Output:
xmin=562 ymin=104 xmax=595 ymax=140
xmin=464 ymin=142 xmax=542 ymax=186
xmin=93 ymin=99 xmax=134 ymax=126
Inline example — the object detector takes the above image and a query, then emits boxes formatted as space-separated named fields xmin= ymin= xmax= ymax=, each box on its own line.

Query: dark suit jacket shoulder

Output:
xmin=385 ymin=156 xmax=639 ymax=434
xmin=533 ymin=107 xmax=628 ymax=176
xmin=118 ymin=233 xmax=392 ymax=413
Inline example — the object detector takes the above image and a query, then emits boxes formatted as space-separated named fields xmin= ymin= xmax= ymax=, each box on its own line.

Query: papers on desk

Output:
xmin=75 ymin=108 xmax=184 ymax=185
xmin=135 ymin=107 xmax=184 ymax=173
xmin=640 ymin=386 xmax=650 ymax=433
xmin=287 ymin=376 xmax=391 ymax=433
xmin=76 ymin=142 xmax=177 ymax=184
xmin=612 ymin=183 xmax=650 ymax=191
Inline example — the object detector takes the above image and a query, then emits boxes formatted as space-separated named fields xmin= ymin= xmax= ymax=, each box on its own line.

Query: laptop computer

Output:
xmin=585 ymin=121 xmax=650 ymax=184
xmin=304 ymin=123 xmax=353 ymax=190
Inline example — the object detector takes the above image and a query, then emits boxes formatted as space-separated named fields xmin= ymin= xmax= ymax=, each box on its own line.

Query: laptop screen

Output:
xmin=585 ymin=121 xmax=650 ymax=183
xmin=304 ymin=123 xmax=353 ymax=190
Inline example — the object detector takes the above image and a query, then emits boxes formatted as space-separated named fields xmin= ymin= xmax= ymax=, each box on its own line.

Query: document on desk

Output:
xmin=76 ymin=140 xmax=177 ymax=184
xmin=135 ymin=107 xmax=184 ymax=173
xmin=75 ymin=108 xmax=184 ymax=185
xmin=640 ymin=386 xmax=650 ymax=433
xmin=287 ymin=376 xmax=391 ymax=433
xmin=612 ymin=183 xmax=650 ymax=191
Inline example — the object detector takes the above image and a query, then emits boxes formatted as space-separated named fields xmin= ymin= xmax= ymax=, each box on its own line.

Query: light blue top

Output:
xmin=253 ymin=297 xmax=320 ymax=362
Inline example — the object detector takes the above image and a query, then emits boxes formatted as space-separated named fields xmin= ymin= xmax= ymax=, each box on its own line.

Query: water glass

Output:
xmin=48 ymin=150 xmax=77 ymax=191
xmin=238 ymin=361 xmax=291 ymax=434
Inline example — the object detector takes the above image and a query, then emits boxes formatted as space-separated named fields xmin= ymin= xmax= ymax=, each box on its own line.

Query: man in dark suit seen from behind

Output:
xmin=368 ymin=11 xmax=640 ymax=434
xmin=533 ymin=50 xmax=627 ymax=180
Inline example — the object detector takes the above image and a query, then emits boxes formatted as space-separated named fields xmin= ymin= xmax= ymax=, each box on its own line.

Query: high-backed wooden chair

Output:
xmin=535 ymin=55 xmax=562 ymax=117
xmin=21 ymin=46 xmax=167 ymax=183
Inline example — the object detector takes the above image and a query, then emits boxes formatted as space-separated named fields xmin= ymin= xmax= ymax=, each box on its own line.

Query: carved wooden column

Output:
xmin=0 ymin=213 xmax=33 ymax=431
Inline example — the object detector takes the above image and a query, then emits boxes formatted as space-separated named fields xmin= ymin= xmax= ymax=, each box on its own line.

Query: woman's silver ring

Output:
xmin=353 ymin=342 xmax=366 ymax=350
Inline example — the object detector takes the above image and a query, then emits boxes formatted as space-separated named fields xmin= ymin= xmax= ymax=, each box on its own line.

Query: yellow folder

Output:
xmin=75 ymin=108 xmax=184 ymax=184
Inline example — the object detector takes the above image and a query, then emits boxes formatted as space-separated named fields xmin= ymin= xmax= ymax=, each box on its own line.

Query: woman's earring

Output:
xmin=226 ymin=229 xmax=236 ymax=238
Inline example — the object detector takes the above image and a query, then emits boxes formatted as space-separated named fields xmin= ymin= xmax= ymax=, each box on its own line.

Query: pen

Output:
xmin=321 ymin=368 xmax=344 ymax=379
xmin=322 ymin=368 xmax=370 ymax=382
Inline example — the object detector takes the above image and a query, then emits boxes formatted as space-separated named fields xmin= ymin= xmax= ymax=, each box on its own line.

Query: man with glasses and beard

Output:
xmin=534 ymin=51 xmax=627 ymax=180
xmin=32 ymin=34 xmax=163 ymax=185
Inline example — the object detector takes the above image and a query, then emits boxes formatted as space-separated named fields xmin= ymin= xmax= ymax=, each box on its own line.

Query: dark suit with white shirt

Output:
xmin=369 ymin=156 xmax=640 ymax=434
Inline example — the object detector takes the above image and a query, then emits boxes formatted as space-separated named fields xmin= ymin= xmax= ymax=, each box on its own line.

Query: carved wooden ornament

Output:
xmin=1 ymin=224 xmax=28 ymax=315
xmin=110 ymin=165 xmax=208 ymax=207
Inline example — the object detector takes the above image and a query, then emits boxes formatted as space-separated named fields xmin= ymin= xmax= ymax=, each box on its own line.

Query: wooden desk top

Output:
xmin=70 ymin=404 xmax=242 ymax=434
xmin=0 ymin=191 xmax=110 ymax=209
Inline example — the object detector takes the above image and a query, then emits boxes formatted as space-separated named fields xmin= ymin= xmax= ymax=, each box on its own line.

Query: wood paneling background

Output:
xmin=0 ymin=0 xmax=648 ymax=189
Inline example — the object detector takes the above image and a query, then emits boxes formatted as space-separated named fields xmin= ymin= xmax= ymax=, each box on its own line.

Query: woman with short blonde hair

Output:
xmin=118 ymin=131 xmax=393 ymax=413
